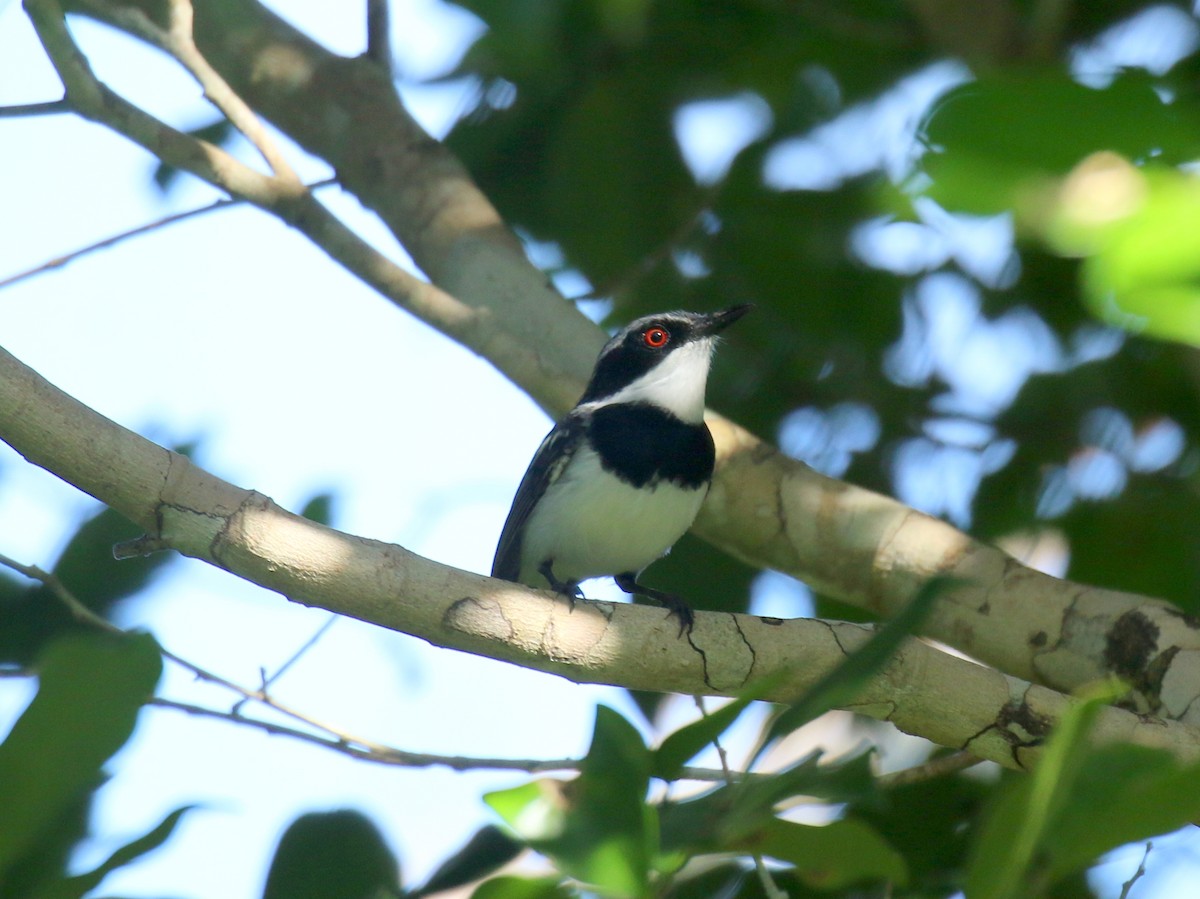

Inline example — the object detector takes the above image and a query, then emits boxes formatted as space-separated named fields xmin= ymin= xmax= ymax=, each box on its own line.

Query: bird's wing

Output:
xmin=491 ymin=415 xmax=585 ymax=582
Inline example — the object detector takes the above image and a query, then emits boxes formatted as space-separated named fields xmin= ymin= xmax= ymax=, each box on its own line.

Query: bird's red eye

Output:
xmin=643 ymin=327 xmax=669 ymax=348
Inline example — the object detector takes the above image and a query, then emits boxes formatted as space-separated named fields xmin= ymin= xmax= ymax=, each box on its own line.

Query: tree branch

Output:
xmin=30 ymin=0 xmax=1200 ymax=723
xmin=3 ymin=340 xmax=1200 ymax=774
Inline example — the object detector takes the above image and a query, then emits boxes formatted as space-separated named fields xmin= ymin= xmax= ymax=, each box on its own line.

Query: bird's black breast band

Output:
xmin=587 ymin=403 xmax=714 ymax=490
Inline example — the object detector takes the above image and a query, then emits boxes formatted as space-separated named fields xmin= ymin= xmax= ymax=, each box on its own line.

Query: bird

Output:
xmin=491 ymin=304 xmax=752 ymax=633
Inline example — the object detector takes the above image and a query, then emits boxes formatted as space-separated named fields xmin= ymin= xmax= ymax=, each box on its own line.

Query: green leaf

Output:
xmin=760 ymin=577 xmax=951 ymax=754
xmin=652 ymin=672 xmax=786 ymax=782
xmin=659 ymin=750 xmax=877 ymax=858
xmin=52 ymin=506 xmax=172 ymax=612
xmin=261 ymin=809 xmax=401 ymax=899
xmin=485 ymin=780 xmax=566 ymax=839
xmin=921 ymin=71 xmax=1200 ymax=216
xmin=485 ymin=706 xmax=654 ymax=896
xmin=1069 ymin=163 xmax=1200 ymax=346
xmin=44 ymin=805 xmax=194 ymax=899
xmin=299 ymin=492 xmax=336 ymax=526
xmin=740 ymin=818 xmax=906 ymax=889
xmin=1041 ymin=743 xmax=1200 ymax=880
xmin=413 ymin=826 xmax=522 ymax=897
xmin=965 ymin=681 xmax=1125 ymax=899
xmin=471 ymin=875 xmax=573 ymax=899
xmin=0 ymin=632 xmax=162 ymax=888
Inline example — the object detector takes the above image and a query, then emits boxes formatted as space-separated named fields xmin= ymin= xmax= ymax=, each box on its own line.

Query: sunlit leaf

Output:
xmin=921 ymin=71 xmax=1200 ymax=216
xmin=471 ymin=874 xmax=573 ymax=899
xmin=486 ymin=707 xmax=654 ymax=896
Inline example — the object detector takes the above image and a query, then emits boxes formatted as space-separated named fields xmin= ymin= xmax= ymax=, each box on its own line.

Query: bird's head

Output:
xmin=579 ymin=305 xmax=752 ymax=422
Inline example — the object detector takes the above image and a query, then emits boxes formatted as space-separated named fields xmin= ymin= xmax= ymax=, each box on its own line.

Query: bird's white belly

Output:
xmin=518 ymin=448 xmax=707 ymax=586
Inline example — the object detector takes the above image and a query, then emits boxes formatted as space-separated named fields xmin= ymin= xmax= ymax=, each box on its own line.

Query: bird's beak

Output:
xmin=699 ymin=304 xmax=754 ymax=336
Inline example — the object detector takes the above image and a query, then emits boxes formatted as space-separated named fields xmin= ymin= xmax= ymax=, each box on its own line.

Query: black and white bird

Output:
xmin=491 ymin=305 xmax=751 ymax=632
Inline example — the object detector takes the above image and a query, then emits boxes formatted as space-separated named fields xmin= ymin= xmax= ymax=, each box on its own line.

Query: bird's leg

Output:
xmin=614 ymin=572 xmax=695 ymax=636
xmin=538 ymin=560 xmax=583 ymax=610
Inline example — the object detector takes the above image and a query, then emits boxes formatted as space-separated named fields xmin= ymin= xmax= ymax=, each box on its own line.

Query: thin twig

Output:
xmin=366 ymin=0 xmax=392 ymax=76
xmin=876 ymin=750 xmax=984 ymax=788
xmin=0 ymin=181 xmax=329 ymax=293
xmin=152 ymin=697 xmax=580 ymax=772
xmin=232 ymin=614 xmax=337 ymax=714
xmin=693 ymin=696 xmax=788 ymax=899
xmin=1118 ymin=842 xmax=1153 ymax=899
xmin=159 ymin=0 xmax=301 ymax=184
xmin=0 ymin=551 xmax=123 ymax=635
xmin=27 ymin=0 xmax=481 ymax=347
xmin=68 ymin=0 xmax=299 ymax=184
xmin=0 ymin=549 xmax=760 ymax=780
xmin=0 ymin=98 xmax=70 ymax=118
xmin=573 ymin=196 xmax=714 ymax=302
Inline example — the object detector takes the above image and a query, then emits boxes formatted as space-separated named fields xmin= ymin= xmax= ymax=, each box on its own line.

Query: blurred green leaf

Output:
xmin=659 ymin=750 xmax=877 ymax=859
xmin=471 ymin=874 xmax=573 ymax=899
xmin=1040 ymin=743 xmax=1200 ymax=880
xmin=858 ymin=758 xmax=987 ymax=890
xmin=261 ymin=809 xmax=401 ymax=899
xmin=299 ymin=492 xmax=336 ymax=526
xmin=966 ymin=681 xmax=1126 ymax=899
xmin=45 ymin=805 xmax=193 ymax=899
xmin=739 ymin=817 xmax=906 ymax=889
xmin=0 ymin=632 xmax=161 ymax=891
xmin=486 ymin=706 xmax=654 ymax=896
xmin=0 ymin=507 xmax=173 ymax=667
xmin=413 ymin=825 xmax=522 ymax=897
xmin=969 ymin=719 xmax=1200 ymax=898
xmin=651 ymin=672 xmax=785 ymax=782
xmin=52 ymin=505 xmax=171 ymax=612
xmin=1069 ymin=164 xmax=1200 ymax=346
xmin=921 ymin=71 xmax=1200 ymax=216
xmin=760 ymin=577 xmax=951 ymax=754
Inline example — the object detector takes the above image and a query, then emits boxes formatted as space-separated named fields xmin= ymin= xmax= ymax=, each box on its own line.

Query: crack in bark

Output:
xmin=962 ymin=689 xmax=1050 ymax=769
xmin=730 ymin=613 xmax=755 ymax=686
xmin=685 ymin=627 xmax=712 ymax=689
xmin=1033 ymin=587 xmax=1086 ymax=662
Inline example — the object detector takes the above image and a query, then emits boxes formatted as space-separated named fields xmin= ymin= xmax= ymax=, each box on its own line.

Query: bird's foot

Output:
xmin=539 ymin=560 xmax=583 ymax=611
xmin=614 ymin=572 xmax=695 ymax=637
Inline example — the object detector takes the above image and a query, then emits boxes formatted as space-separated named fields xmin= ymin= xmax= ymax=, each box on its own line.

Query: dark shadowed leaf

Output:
xmin=44 ymin=805 xmax=194 ymax=899
xmin=738 ymin=817 xmax=906 ymax=889
xmin=413 ymin=825 xmax=522 ymax=897
xmin=299 ymin=491 xmax=336 ymax=526
xmin=261 ymin=809 xmax=401 ymax=899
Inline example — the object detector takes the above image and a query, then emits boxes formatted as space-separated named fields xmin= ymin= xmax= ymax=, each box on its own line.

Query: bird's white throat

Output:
xmin=587 ymin=338 xmax=715 ymax=422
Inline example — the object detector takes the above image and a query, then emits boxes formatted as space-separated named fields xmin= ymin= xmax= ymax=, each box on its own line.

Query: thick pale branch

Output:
xmin=3 ymin=343 xmax=1200 ymax=772
xmin=33 ymin=0 xmax=1200 ymax=720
